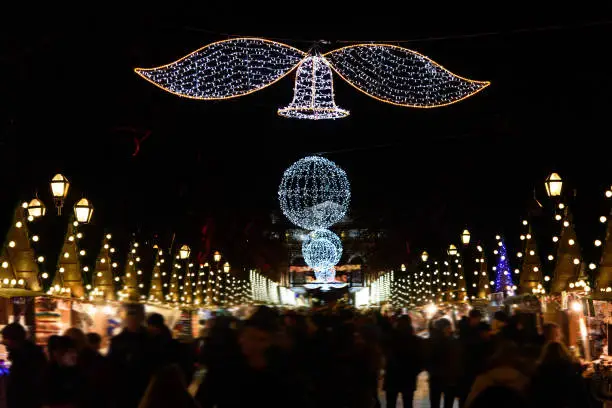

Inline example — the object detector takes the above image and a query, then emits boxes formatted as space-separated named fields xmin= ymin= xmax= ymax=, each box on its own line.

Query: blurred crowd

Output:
xmin=0 ymin=305 xmax=594 ymax=408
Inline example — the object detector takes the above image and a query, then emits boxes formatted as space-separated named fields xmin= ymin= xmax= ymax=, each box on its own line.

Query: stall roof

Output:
xmin=0 ymin=289 xmax=42 ymax=298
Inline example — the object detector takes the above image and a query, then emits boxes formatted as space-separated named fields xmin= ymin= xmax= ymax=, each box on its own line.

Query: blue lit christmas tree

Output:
xmin=495 ymin=239 xmax=514 ymax=293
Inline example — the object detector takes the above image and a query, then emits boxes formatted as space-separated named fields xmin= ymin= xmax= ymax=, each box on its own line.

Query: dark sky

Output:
xmin=3 ymin=9 xmax=612 ymax=264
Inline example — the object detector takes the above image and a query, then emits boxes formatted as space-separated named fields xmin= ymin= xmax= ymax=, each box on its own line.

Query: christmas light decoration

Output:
xmin=302 ymin=229 xmax=343 ymax=271
xmin=136 ymin=38 xmax=489 ymax=116
xmin=278 ymin=56 xmax=349 ymax=120
xmin=324 ymin=44 xmax=489 ymax=107
xmin=279 ymin=156 xmax=350 ymax=230
xmin=494 ymin=239 xmax=513 ymax=294
xmin=135 ymin=38 xmax=305 ymax=100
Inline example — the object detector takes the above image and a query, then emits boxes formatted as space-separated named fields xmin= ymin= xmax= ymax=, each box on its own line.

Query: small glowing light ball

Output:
xmin=314 ymin=267 xmax=336 ymax=283
xmin=279 ymin=156 xmax=350 ymax=230
xmin=302 ymin=229 xmax=342 ymax=270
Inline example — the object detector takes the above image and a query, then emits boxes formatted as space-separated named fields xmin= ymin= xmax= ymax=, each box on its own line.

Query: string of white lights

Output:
xmin=135 ymin=38 xmax=306 ymax=100
xmin=279 ymin=156 xmax=350 ymax=231
xmin=278 ymin=56 xmax=349 ymax=120
xmin=302 ymin=229 xmax=343 ymax=271
xmin=324 ymin=44 xmax=489 ymax=108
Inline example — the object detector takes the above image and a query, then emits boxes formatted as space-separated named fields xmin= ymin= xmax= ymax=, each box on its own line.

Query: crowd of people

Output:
xmin=0 ymin=305 xmax=596 ymax=408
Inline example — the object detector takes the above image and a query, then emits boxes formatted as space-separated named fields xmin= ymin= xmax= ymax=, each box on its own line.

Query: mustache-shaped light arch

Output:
xmin=324 ymin=44 xmax=490 ymax=108
xmin=134 ymin=38 xmax=306 ymax=100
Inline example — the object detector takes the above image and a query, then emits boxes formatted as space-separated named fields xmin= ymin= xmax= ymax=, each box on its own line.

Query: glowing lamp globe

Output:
xmin=461 ymin=229 xmax=471 ymax=245
xmin=74 ymin=198 xmax=94 ymax=223
xmin=545 ymin=172 xmax=563 ymax=197
xmin=279 ymin=156 xmax=350 ymax=230
xmin=179 ymin=245 xmax=191 ymax=260
xmin=27 ymin=198 xmax=46 ymax=218
xmin=447 ymin=244 xmax=458 ymax=256
xmin=421 ymin=251 xmax=429 ymax=262
xmin=223 ymin=262 xmax=230 ymax=273
xmin=50 ymin=173 xmax=70 ymax=199
xmin=213 ymin=251 xmax=221 ymax=263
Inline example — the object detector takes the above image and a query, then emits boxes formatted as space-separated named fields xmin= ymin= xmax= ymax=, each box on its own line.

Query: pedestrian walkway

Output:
xmin=379 ymin=372 xmax=458 ymax=408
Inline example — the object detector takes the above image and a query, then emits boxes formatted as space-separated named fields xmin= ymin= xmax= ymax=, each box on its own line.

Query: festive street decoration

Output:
xmin=278 ymin=56 xmax=349 ymax=120
xmin=135 ymin=37 xmax=489 ymax=118
xmin=477 ymin=254 xmax=490 ymax=299
xmin=596 ymin=207 xmax=612 ymax=292
xmin=92 ymin=233 xmax=115 ymax=300
xmin=519 ymin=226 xmax=544 ymax=294
xmin=302 ymin=229 xmax=343 ymax=271
xmin=279 ymin=156 xmax=350 ymax=230
xmin=551 ymin=208 xmax=583 ymax=293
xmin=148 ymin=248 xmax=164 ymax=303
xmin=52 ymin=220 xmax=84 ymax=297
xmin=121 ymin=240 xmax=142 ymax=301
xmin=494 ymin=238 xmax=514 ymax=294
xmin=324 ymin=44 xmax=489 ymax=108
xmin=0 ymin=205 xmax=41 ymax=291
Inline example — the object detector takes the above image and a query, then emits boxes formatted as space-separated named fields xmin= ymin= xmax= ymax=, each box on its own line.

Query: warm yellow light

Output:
xmin=544 ymin=172 xmax=562 ymax=197
xmin=1 ymin=262 xmax=8 ymax=269
xmin=213 ymin=251 xmax=222 ymax=262
xmin=223 ymin=262 xmax=230 ymax=273
xmin=601 ymin=216 xmax=608 ymax=223
xmin=573 ymin=258 xmax=580 ymax=265
xmin=63 ymin=252 xmax=69 ymax=258
xmin=606 ymin=191 xmax=612 ymax=198
xmin=595 ymin=240 xmax=602 ymax=247
xmin=179 ymin=245 xmax=191 ymax=260
xmin=544 ymin=276 xmax=550 ymax=281
xmin=447 ymin=244 xmax=458 ymax=256
xmin=74 ymin=198 xmax=94 ymax=223
xmin=50 ymin=174 xmax=70 ymax=199
xmin=421 ymin=251 xmax=429 ymax=262
xmin=461 ymin=229 xmax=471 ymax=245
xmin=553 ymin=236 xmax=559 ymax=242
xmin=42 ymin=272 xmax=48 ymax=279
xmin=571 ymin=301 xmax=583 ymax=313
xmin=569 ymin=239 xmax=575 ymax=246
xmin=589 ymin=263 xmax=596 ymax=270
xmin=27 ymin=198 xmax=46 ymax=218
xmin=37 ymin=256 xmax=44 ymax=262
xmin=8 ymin=241 xmax=15 ymax=248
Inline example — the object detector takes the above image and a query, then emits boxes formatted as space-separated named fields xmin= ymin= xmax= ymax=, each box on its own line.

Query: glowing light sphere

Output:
xmin=303 ymin=229 xmax=343 ymax=271
xmin=279 ymin=156 xmax=350 ymax=230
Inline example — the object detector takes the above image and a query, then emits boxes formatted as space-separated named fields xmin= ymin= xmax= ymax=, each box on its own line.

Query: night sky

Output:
xmin=3 ymin=9 xmax=612 ymax=268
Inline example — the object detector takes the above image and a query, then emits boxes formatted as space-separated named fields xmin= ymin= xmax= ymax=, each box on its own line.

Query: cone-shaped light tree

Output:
xmin=0 ymin=205 xmax=41 ymax=290
xmin=181 ymin=262 xmax=193 ymax=305
xmin=92 ymin=233 xmax=115 ymax=300
xmin=519 ymin=226 xmax=543 ymax=293
xmin=168 ymin=258 xmax=180 ymax=304
xmin=149 ymin=248 xmax=165 ymax=303
xmin=494 ymin=239 xmax=513 ymax=294
xmin=477 ymin=254 xmax=490 ymax=299
xmin=194 ymin=264 xmax=205 ymax=306
xmin=596 ymin=208 xmax=612 ymax=293
xmin=52 ymin=220 xmax=84 ymax=297
xmin=551 ymin=208 xmax=582 ymax=293
xmin=121 ymin=240 xmax=142 ymax=301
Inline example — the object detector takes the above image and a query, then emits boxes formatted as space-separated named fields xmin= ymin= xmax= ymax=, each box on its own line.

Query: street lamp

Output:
xmin=73 ymin=198 xmax=94 ymax=224
xmin=447 ymin=244 xmax=458 ymax=256
xmin=421 ymin=251 xmax=429 ymax=262
xmin=50 ymin=174 xmax=70 ymax=214
xmin=27 ymin=198 xmax=46 ymax=218
xmin=461 ymin=229 xmax=471 ymax=245
xmin=545 ymin=172 xmax=563 ymax=198
xmin=223 ymin=262 xmax=230 ymax=273
xmin=213 ymin=251 xmax=222 ymax=263
xmin=179 ymin=245 xmax=191 ymax=260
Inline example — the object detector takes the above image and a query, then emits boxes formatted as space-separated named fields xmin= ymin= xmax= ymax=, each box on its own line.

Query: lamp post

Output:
xmin=179 ymin=245 xmax=191 ymax=260
xmin=545 ymin=172 xmax=563 ymax=198
xmin=28 ymin=174 xmax=93 ymax=224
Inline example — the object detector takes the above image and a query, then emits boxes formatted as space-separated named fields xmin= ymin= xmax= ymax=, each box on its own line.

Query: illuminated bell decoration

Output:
xmin=447 ymin=244 xmax=458 ymax=256
xmin=461 ymin=229 xmax=471 ymax=245
xmin=421 ymin=251 xmax=429 ymax=262
xmin=545 ymin=172 xmax=563 ymax=197
xmin=279 ymin=156 xmax=350 ymax=230
xmin=213 ymin=251 xmax=221 ymax=263
xmin=74 ymin=198 xmax=94 ymax=223
xmin=27 ymin=198 xmax=46 ymax=218
xmin=278 ymin=56 xmax=349 ymax=120
xmin=302 ymin=229 xmax=343 ymax=271
xmin=179 ymin=245 xmax=191 ymax=260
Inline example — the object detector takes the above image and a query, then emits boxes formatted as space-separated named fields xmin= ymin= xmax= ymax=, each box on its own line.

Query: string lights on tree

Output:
xmin=136 ymin=37 xmax=489 ymax=119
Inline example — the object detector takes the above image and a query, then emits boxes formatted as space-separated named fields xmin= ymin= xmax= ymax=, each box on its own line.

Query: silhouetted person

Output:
xmin=41 ymin=335 xmax=85 ymax=408
xmin=383 ymin=315 xmax=423 ymax=408
xmin=138 ymin=364 xmax=199 ymax=408
xmin=86 ymin=332 xmax=102 ymax=352
xmin=146 ymin=313 xmax=194 ymax=382
xmin=1 ymin=323 xmax=46 ymax=408
xmin=108 ymin=305 xmax=150 ymax=408
xmin=427 ymin=318 xmax=462 ymax=408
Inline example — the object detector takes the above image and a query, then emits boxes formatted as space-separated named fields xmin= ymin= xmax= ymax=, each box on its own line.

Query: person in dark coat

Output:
xmin=383 ymin=315 xmax=423 ymax=408
xmin=427 ymin=318 xmax=463 ymax=408
xmin=529 ymin=341 xmax=590 ymax=408
xmin=41 ymin=335 xmax=86 ymax=408
xmin=195 ymin=306 xmax=292 ymax=408
xmin=108 ymin=305 xmax=151 ymax=408
xmin=146 ymin=313 xmax=194 ymax=383
xmin=1 ymin=323 xmax=46 ymax=408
